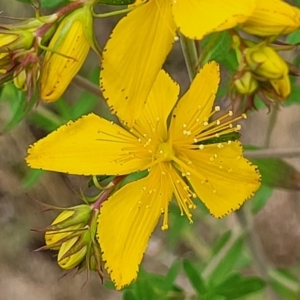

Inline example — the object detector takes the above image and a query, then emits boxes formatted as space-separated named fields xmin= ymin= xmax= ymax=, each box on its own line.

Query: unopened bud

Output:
xmin=270 ymin=74 xmax=291 ymax=99
xmin=245 ymin=43 xmax=288 ymax=79
xmin=40 ymin=6 xmax=94 ymax=102
xmin=234 ymin=71 xmax=258 ymax=95
xmin=14 ymin=69 xmax=27 ymax=91
xmin=58 ymin=235 xmax=87 ymax=270
xmin=44 ymin=204 xmax=92 ymax=250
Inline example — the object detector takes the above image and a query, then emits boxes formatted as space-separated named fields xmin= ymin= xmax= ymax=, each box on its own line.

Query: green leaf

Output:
xmin=120 ymin=170 xmax=148 ymax=187
xmin=123 ymin=290 xmax=138 ymax=300
xmin=215 ymin=273 xmax=266 ymax=299
xmin=164 ymin=260 xmax=181 ymax=290
xmin=286 ymin=29 xmax=300 ymax=44
xmin=251 ymin=157 xmax=300 ymax=190
xmin=200 ymin=32 xmax=232 ymax=65
xmin=269 ymin=269 xmax=300 ymax=300
xmin=135 ymin=275 xmax=157 ymax=300
xmin=211 ymin=231 xmax=231 ymax=256
xmin=251 ymin=184 xmax=273 ymax=214
xmin=15 ymin=0 xmax=68 ymax=8
xmin=29 ymin=111 xmax=62 ymax=132
xmin=285 ymin=81 xmax=300 ymax=106
xmin=22 ymin=169 xmax=44 ymax=189
xmin=207 ymin=237 xmax=244 ymax=286
xmin=0 ymin=84 xmax=37 ymax=132
xmin=182 ymin=260 xmax=206 ymax=295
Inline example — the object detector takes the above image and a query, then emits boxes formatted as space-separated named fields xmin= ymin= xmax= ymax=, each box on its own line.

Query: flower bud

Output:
xmin=0 ymin=30 xmax=35 ymax=52
xmin=240 ymin=0 xmax=300 ymax=36
xmin=46 ymin=204 xmax=92 ymax=231
xmin=269 ymin=74 xmax=291 ymax=99
xmin=14 ymin=69 xmax=27 ymax=91
xmin=58 ymin=235 xmax=87 ymax=270
xmin=44 ymin=204 xmax=92 ymax=250
xmin=245 ymin=43 xmax=288 ymax=79
xmin=40 ymin=6 xmax=94 ymax=102
xmin=234 ymin=71 xmax=258 ymax=95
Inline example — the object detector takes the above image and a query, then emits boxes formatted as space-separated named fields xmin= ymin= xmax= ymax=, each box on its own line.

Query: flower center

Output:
xmin=156 ymin=141 xmax=174 ymax=162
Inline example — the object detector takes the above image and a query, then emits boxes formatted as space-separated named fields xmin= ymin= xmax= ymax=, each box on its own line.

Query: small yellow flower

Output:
xmin=101 ymin=0 xmax=255 ymax=126
xmin=240 ymin=0 xmax=300 ymax=36
xmin=40 ymin=5 xmax=94 ymax=102
xmin=27 ymin=62 xmax=261 ymax=289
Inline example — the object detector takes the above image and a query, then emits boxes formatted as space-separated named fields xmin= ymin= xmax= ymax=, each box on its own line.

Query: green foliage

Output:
xmin=200 ymin=32 xmax=232 ymax=66
xmin=269 ymin=269 xmax=300 ymax=300
xmin=123 ymin=262 xmax=184 ymax=300
xmin=252 ymin=157 xmax=300 ymax=190
xmin=0 ymin=84 xmax=37 ymax=132
xmin=15 ymin=0 xmax=69 ymax=8
xmin=183 ymin=260 xmax=206 ymax=295
xmin=250 ymin=184 xmax=273 ymax=214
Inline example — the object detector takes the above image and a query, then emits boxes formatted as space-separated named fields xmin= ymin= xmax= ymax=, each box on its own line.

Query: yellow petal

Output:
xmin=135 ymin=69 xmax=179 ymax=141
xmin=181 ymin=141 xmax=261 ymax=218
xmin=100 ymin=0 xmax=176 ymax=127
xmin=172 ymin=0 xmax=255 ymax=39
xmin=169 ymin=61 xmax=220 ymax=145
xmin=241 ymin=0 xmax=300 ymax=36
xmin=98 ymin=165 xmax=172 ymax=289
xmin=26 ymin=114 xmax=150 ymax=175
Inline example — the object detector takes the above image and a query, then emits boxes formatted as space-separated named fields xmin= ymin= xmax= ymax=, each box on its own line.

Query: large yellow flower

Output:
xmin=100 ymin=0 xmax=255 ymax=127
xmin=27 ymin=62 xmax=260 ymax=289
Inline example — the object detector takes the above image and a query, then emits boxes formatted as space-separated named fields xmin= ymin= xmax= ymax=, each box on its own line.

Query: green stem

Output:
xmin=264 ymin=108 xmax=278 ymax=148
xmin=202 ymin=230 xmax=242 ymax=280
xmin=236 ymin=208 xmax=281 ymax=300
xmin=92 ymin=7 xmax=133 ymax=18
xmin=244 ymin=147 xmax=300 ymax=159
xmin=180 ymin=34 xmax=199 ymax=81
xmin=73 ymin=74 xmax=102 ymax=98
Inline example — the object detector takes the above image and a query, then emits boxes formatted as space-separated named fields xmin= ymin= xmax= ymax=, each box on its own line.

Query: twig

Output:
xmin=244 ymin=147 xmax=300 ymax=159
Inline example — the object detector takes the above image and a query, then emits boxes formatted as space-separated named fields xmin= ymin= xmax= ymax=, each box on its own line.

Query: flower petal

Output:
xmin=240 ymin=0 xmax=300 ymax=36
xmin=181 ymin=141 xmax=261 ymax=218
xmin=100 ymin=0 xmax=176 ymax=127
xmin=98 ymin=165 xmax=172 ymax=289
xmin=172 ymin=0 xmax=255 ymax=39
xmin=26 ymin=114 xmax=150 ymax=175
xmin=169 ymin=61 xmax=220 ymax=145
xmin=135 ymin=70 xmax=179 ymax=142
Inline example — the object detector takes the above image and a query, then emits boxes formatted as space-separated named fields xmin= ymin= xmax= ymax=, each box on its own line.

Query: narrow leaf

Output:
xmin=182 ymin=259 xmax=206 ymax=295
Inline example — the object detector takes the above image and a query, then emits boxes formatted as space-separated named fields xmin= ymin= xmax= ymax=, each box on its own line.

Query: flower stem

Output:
xmin=179 ymin=34 xmax=199 ymax=81
xmin=244 ymin=147 xmax=300 ymax=158
xmin=92 ymin=175 xmax=125 ymax=209
xmin=236 ymin=208 xmax=281 ymax=300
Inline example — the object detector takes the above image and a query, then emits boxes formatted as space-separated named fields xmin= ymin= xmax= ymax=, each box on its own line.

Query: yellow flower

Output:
xmin=240 ymin=0 xmax=300 ymax=36
xmin=100 ymin=0 xmax=255 ymax=127
xmin=40 ymin=5 xmax=94 ymax=102
xmin=27 ymin=62 xmax=261 ymax=289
